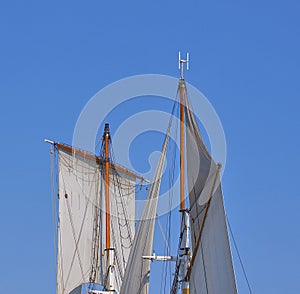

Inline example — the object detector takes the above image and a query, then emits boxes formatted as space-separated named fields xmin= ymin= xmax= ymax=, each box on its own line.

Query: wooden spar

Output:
xmin=178 ymin=51 xmax=189 ymax=211
xmin=178 ymin=53 xmax=190 ymax=294
xmin=49 ymin=141 xmax=146 ymax=181
xmin=180 ymin=79 xmax=185 ymax=211
xmin=104 ymin=124 xmax=111 ymax=249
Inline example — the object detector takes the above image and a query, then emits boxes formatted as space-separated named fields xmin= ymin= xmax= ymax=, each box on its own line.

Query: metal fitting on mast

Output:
xmin=104 ymin=123 xmax=110 ymax=137
xmin=178 ymin=52 xmax=189 ymax=80
xmin=104 ymin=248 xmax=116 ymax=292
xmin=178 ymin=210 xmax=191 ymax=294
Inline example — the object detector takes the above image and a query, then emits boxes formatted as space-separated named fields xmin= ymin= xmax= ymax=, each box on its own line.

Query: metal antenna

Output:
xmin=178 ymin=51 xmax=189 ymax=79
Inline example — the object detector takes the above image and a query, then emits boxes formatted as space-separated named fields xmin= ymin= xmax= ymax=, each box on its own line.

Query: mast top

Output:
xmin=104 ymin=123 xmax=110 ymax=136
xmin=178 ymin=52 xmax=189 ymax=80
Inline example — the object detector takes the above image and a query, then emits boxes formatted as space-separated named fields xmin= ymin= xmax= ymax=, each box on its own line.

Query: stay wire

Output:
xmin=227 ymin=216 xmax=252 ymax=294
xmin=161 ymin=88 xmax=180 ymax=293
xmin=165 ymin=95 xmax=179 ymax=293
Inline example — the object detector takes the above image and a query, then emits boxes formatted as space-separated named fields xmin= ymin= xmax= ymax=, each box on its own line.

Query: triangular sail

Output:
xmin=185 ymin=96 xmax=238 ymax=294
xmin=120 ymin=131 xmax=170 ymax=294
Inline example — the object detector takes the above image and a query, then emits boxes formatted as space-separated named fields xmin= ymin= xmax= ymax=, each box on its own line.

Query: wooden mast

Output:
xmin=104 ymin=123 xmax=111 ymax=249
xmin=178 ymin=52 xmax=190 ymax=294
xmin=103 ymin=123 xmax=116 ymax=291
xmin=178 ymin=51 xmax=189 ymax=210
xmin=179 ymin=77 xmax=185 ymax=210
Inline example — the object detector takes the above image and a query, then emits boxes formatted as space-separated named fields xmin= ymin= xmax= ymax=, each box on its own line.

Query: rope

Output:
xmin=227 ymin=217 xmax=252 ymax=294
xmin=156 ymin=215 xmax=171 ymax=255
xmin=111 ymin=151 xmax=134 ymax=275
xmin=65 ymin=198 xmax=87 ymax=286
xmin=89 ymin=179 xmax=101 ymax=284
xmin=164 ymin=100 xmax=179 ymax=293
xmin=161 ymin=86 xmax=181 ymax=294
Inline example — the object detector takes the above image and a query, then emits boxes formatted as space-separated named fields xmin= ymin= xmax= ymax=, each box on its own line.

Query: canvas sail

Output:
xmin=185 ymin=96 xmax=237 ymax=294
xmin=120 ymin=131 xmax=170 ymax=294
xmin=56 ymin=146 xmax=136 ymax=294
xmin=57 ymin=147 xmax=100 ymax=294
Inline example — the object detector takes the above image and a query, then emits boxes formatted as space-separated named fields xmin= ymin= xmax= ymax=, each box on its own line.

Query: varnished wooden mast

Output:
xmin=180 ymin=78 xmax=185 ymax=210
xmin=178 ymin=52 xmax=190 ymax=294
xmin=179 ymin=52 xmax=189 ymax=211
xmin=104 ymin=123 xmax=111 ymax=249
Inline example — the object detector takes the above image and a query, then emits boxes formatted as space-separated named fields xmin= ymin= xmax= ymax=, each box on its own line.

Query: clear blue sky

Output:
xmin=0 ymin=0 xmax=299 ymax=293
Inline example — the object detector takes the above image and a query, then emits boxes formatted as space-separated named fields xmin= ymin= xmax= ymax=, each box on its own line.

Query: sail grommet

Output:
xmin=64 ymin=193 xmax=68 ymax=199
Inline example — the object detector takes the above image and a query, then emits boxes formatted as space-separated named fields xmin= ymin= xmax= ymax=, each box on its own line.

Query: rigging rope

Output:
xmin=227 ymin=216 xmax=252 ymax=294
xmin=99 ymin=138 xmax=138 ymax=287
xmin=111 ymin=222 xmax=123 ymax=289
xmin=157 ymin=86 xmax=181 ymax=294
xmin=65 ymin=197 xmax=87 ymax=287
xmin=156 ymin=215 xmax=171 ymax=255
xmin=89 ymin=178 xmax=101 ymax=284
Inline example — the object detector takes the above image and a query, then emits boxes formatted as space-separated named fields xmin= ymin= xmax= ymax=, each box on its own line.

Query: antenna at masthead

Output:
xmin=178 ymin=51 xmax=189 ymax=79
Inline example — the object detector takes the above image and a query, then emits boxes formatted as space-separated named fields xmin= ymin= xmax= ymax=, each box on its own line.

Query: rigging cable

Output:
xmin=156 ymin=215 xmax=171 ymax=255
xmin=161 ymin=97 xmax=180 ymax=293
xmin=167 ymin=95 xmax=179 ymax=292
xmin=89 ymin=176 xmax=101 ymax=285
xmin=169 ymin=86 xmax=184 ymax=294
xmin=110 ymin=153 xmax=134 ymax=269
xmin=65 ymin=197 xmax=87 ymax=287
xmin=227 ymin=216 xmax=252 ymax=294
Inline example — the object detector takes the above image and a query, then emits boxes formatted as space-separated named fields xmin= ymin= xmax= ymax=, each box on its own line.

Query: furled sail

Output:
xmin=56 ymin=145 xmax=136 ymax=294
xmin=185 ymin=96 xmax=238 ymax=294
xmin=120 ymin=131 xmax=170 ymax=294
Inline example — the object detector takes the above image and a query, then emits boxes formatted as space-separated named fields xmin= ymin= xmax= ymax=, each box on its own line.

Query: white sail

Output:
xmin=57 ymin=148 xmax=100 ymax=294
xmin=185 ymin=96 xmax=238 ymax=294
xmin=120 ymin=131 xmax=170 ymax=294
xmin=57 ymin=146 xmax=136 ymax=294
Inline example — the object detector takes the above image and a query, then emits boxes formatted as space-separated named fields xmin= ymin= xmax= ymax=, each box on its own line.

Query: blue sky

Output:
xmin=0 ymin=0 xmax=299 ymax=293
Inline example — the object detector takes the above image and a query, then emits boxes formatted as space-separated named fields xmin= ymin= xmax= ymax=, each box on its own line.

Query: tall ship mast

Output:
xmin=46 ymin=55 xmax=238 ymax=294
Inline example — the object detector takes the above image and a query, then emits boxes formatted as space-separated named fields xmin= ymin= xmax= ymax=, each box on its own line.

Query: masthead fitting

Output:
xmin=104 ymin=123 xmax=110 ymax=136
xmin=178 ymin=51 xmax=189 ymax=79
